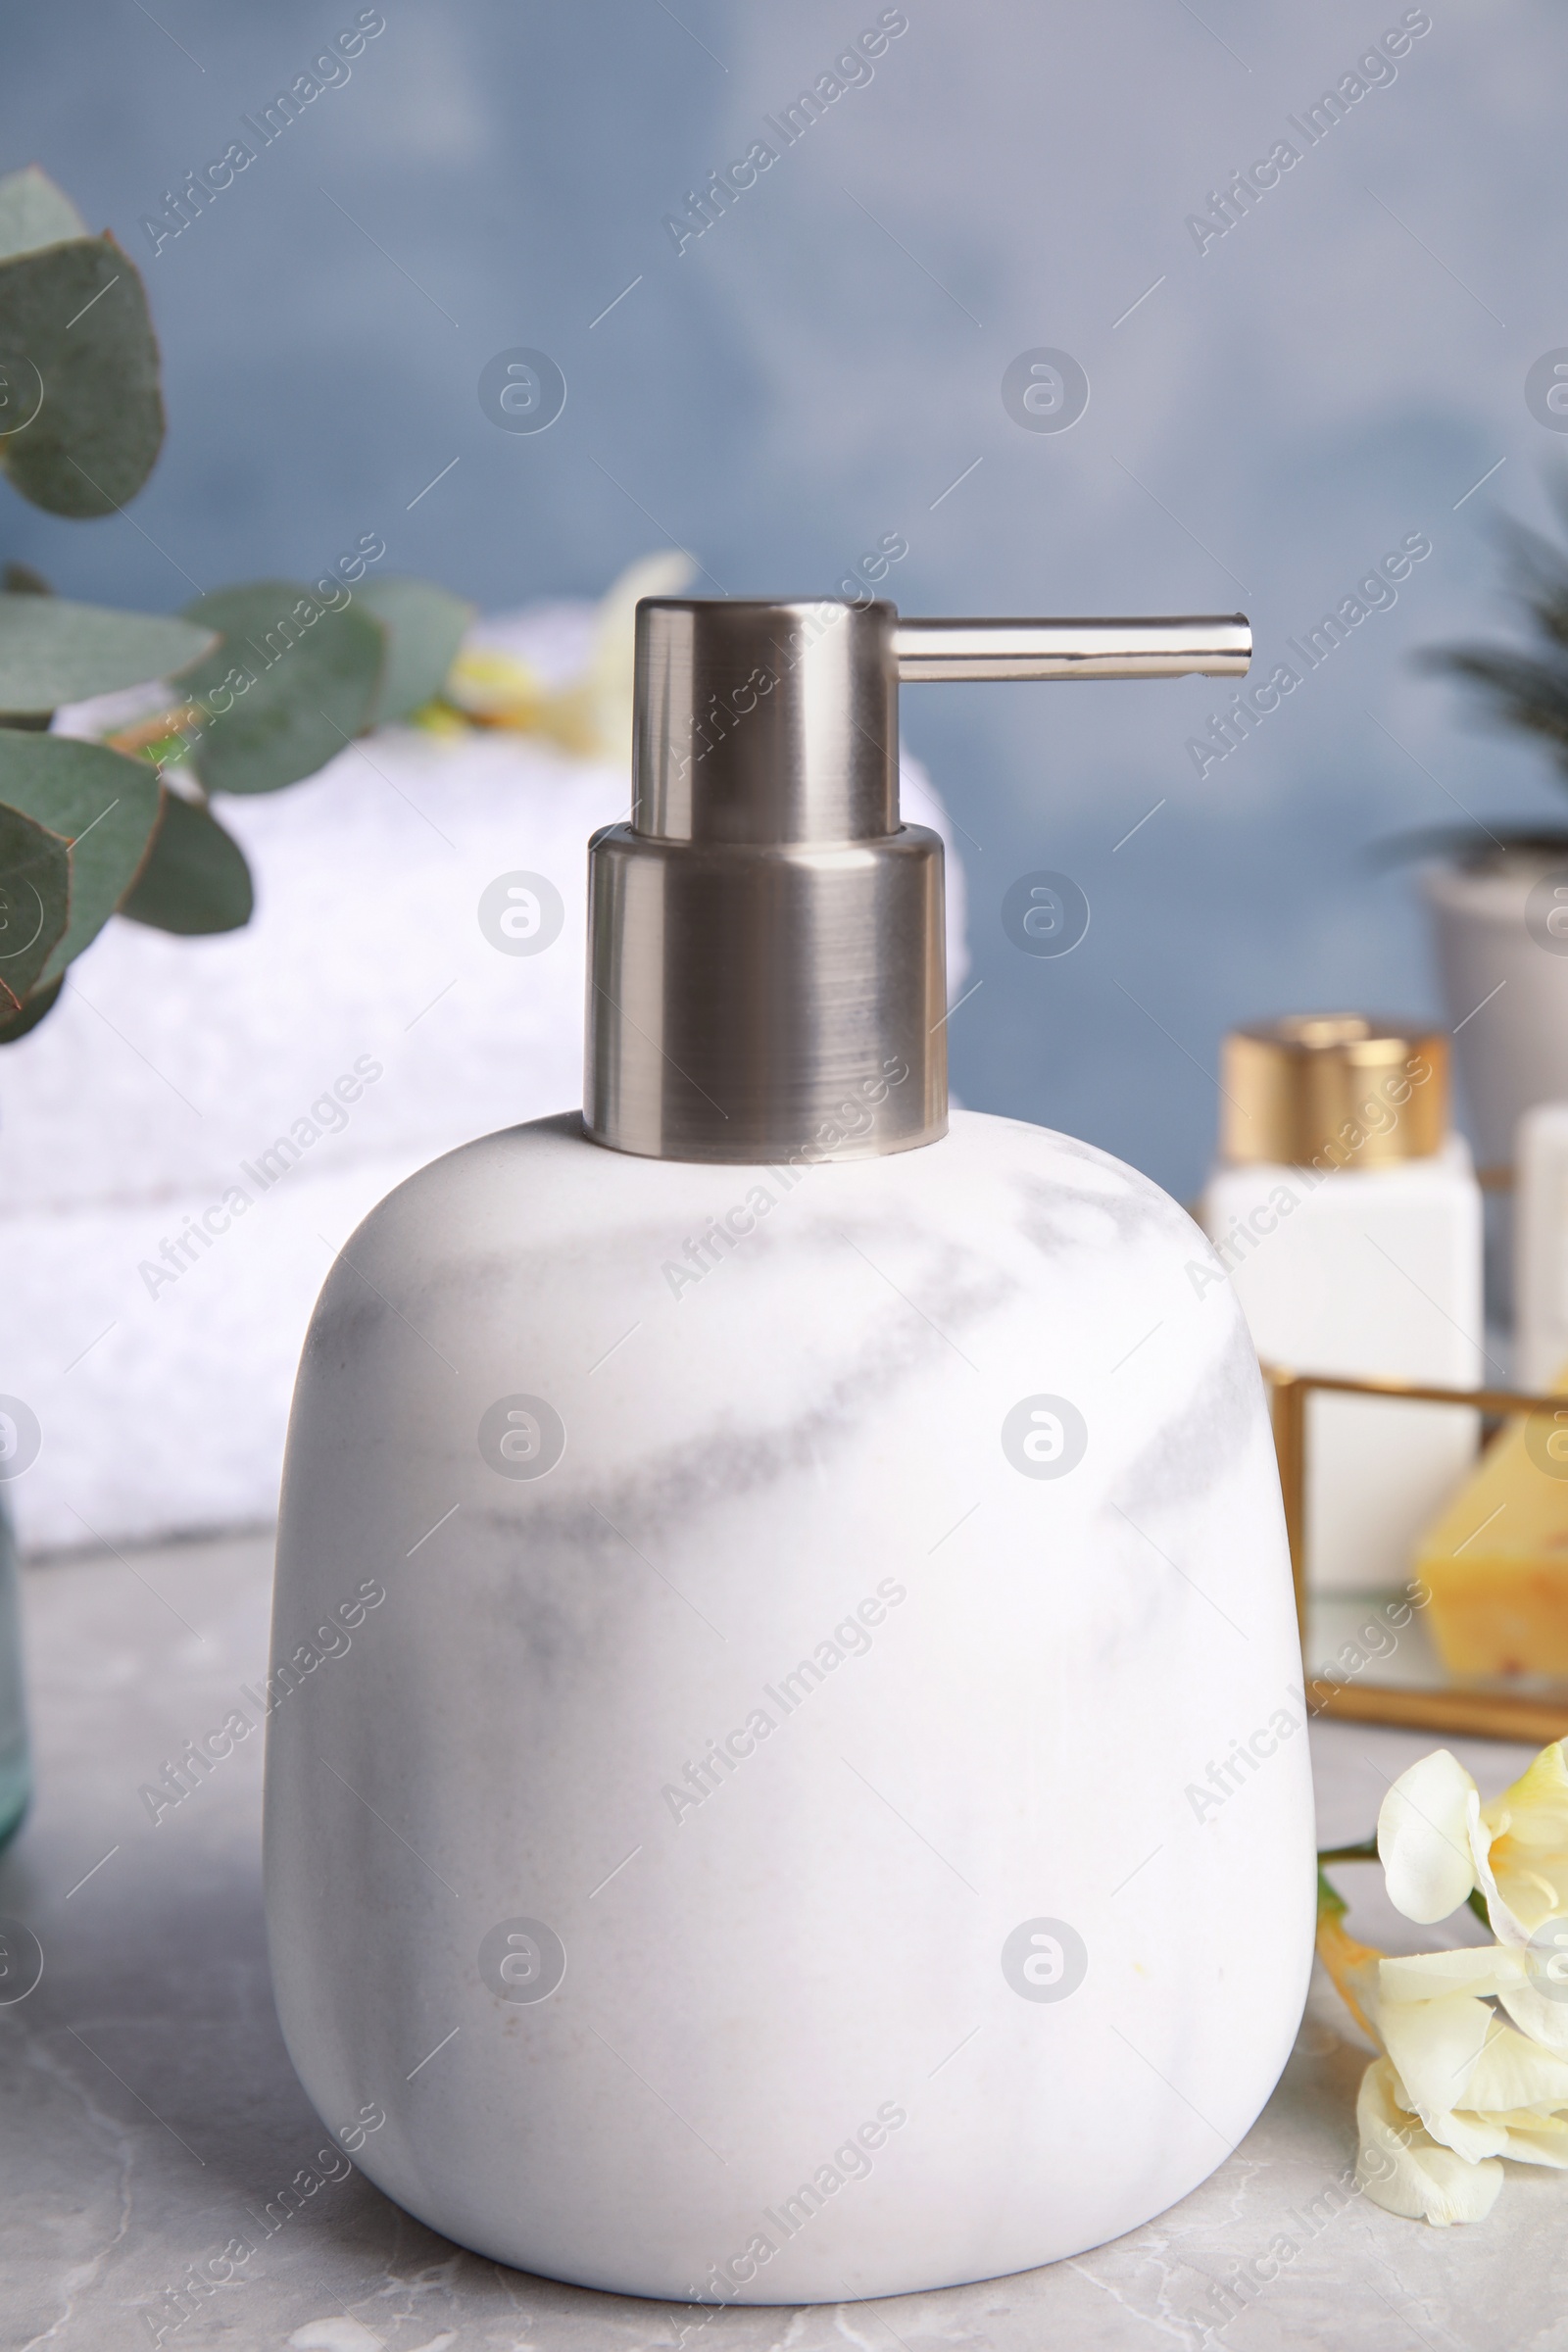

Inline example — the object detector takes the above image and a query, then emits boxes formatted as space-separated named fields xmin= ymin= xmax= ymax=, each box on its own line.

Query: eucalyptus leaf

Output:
xmin=0 ymin=796 xmax=70 ymax=1012
xmin=0 ymin=729 xmax=160 ymax=982
xmin=0 ymin=593 xmax=216 ymax=713
xmin=0 ymin=233 xmax=164 ymax=515
xmin=356 ymin=576 xmax=474 ymax=722
xmin=0 ymin=969 xmax=63 ymax=1043
xmin=0 ymin=167 xmax=88 ymax=263
xmin=179 ymin=580 xmax=384 ymax=794
xmin=120 ymin=790 xmax=253 ymax=935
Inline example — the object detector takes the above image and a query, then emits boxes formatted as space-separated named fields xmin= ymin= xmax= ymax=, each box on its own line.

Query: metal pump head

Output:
xmin=584 ymin=597 xmax=1250 ymax=1165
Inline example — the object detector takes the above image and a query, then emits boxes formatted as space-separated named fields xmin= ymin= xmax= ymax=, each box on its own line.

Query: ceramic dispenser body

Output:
xmin=264 ymin=598 xmax=1313 ymax=2302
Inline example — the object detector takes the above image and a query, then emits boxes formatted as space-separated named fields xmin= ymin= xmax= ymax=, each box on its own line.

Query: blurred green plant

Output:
xmin=1375 ymin=490 xmax=1568 ymax=869
xmin=0 ymin=165 xmax=472 ymax=1041
xmin=1418 ymin=493 xmax=1568 ymax=801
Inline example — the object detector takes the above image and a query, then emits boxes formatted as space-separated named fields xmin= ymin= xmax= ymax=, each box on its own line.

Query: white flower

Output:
xmin=1377 ymin=1740 xmax=1568 ymax=1947
xmin=1372 ymin=1943 xmax=1568 ymax=2168
xmin=440 ymin=551 xmax=693 ymax=760
xmin=1317 ymin=1846 xmax=1568 ymax=2226
xmin=1355 ymin=2059 xmax=1503 ymax=2226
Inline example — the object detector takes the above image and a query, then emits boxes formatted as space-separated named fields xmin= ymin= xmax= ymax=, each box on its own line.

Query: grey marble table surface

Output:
xmin=3 ymin=1531 xmax=1562 ymax=2352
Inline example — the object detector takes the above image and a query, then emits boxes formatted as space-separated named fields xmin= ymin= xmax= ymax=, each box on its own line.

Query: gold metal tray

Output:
xmin=1265 ymin=1364 xmax=1568 ymax=1742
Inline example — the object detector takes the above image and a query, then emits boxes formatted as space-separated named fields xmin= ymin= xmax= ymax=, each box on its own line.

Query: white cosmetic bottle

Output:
xmin=1199 ymin=1015 xmax=1482 ymax=1597
xmin=1517 ymin=1102 xmax=1568 ymax=1392
xmin=264 ymin=598 xmax=1313 ymax=2304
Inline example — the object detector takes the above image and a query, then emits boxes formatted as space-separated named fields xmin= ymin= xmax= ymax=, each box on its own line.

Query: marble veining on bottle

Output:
xmin=266 ymin=1108 xmax=1312 ymax=2302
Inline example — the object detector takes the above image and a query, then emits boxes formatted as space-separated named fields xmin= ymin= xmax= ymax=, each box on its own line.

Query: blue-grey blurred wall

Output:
xmin=7 ymin=0 xmax=1564 ymax=1195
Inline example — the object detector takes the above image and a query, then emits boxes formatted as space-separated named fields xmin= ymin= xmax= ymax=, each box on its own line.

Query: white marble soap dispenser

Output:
xmin=264 ymin=596 xmax=1314 ymax=2305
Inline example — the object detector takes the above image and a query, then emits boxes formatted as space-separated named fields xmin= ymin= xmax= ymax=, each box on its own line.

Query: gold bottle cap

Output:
xmin=1219 ymin=1013 xmax=1449 ymax=1168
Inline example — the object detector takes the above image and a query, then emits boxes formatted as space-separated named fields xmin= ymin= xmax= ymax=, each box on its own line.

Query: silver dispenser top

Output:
xmin=584 ymin=597 xmax=1250 ymax=1164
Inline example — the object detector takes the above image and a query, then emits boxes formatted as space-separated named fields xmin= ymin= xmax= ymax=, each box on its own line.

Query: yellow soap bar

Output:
xmin=1416 ymin=1400 xmax=1568 ymax=1677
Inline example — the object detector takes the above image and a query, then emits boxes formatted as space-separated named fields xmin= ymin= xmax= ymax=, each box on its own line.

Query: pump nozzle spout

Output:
xmin=587 ymin=595 xmax=1253 ymax=1163
xmin=893 ymin=613 xmax=1251 ymax=683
